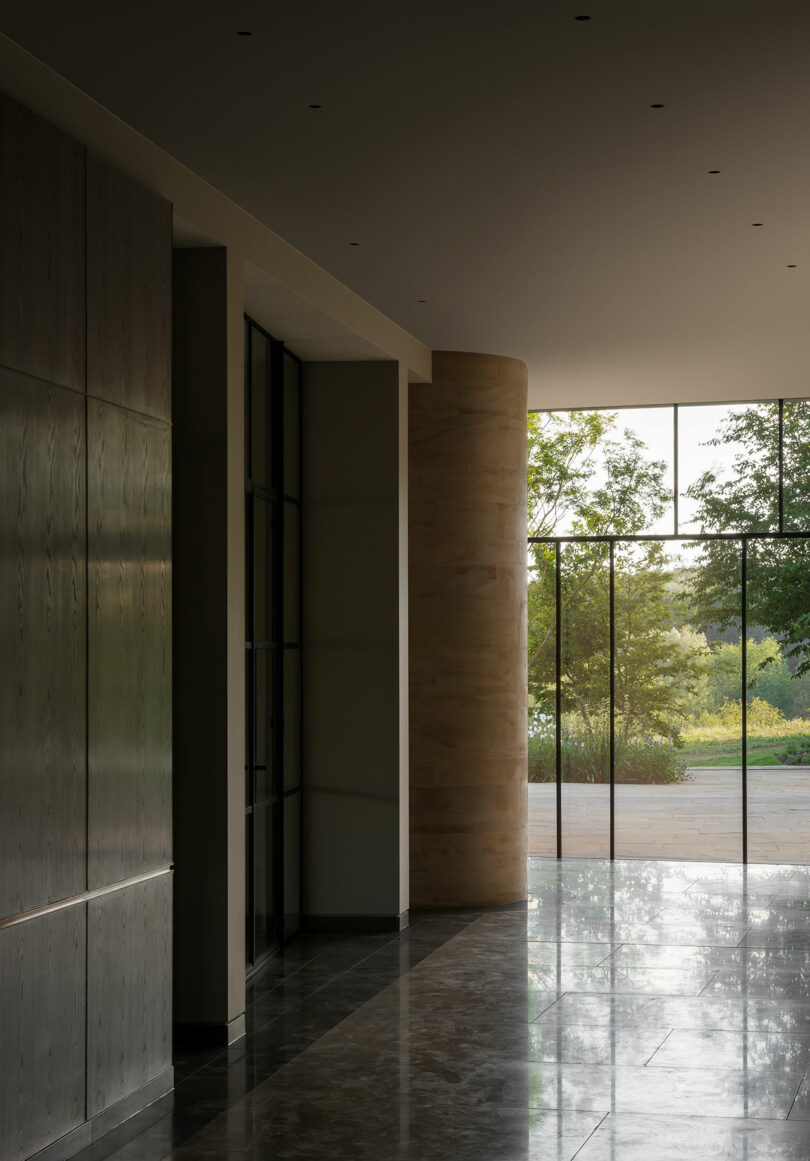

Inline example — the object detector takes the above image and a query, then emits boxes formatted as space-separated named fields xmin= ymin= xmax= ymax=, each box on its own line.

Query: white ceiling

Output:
xmin=3 ymin=0 xmax=810 ymax=408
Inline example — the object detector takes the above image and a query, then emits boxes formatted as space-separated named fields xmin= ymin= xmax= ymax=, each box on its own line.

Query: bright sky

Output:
xmin=545 ymin=402 xmax=778 ymax=539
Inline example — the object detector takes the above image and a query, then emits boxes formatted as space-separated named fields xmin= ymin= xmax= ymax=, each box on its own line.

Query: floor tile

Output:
xmin=647 ymin=1027 xmax=810 ymax=1073
xmin=575 ymin=1113 xmax=810 ymax=1160
xmin=534 ymin=992 xmax=810 ymax=1033
xmin=528 ymin=1021 xmax=672 ymax=1064
xmin=471 ymin=1060 xmax=800 ymax=1118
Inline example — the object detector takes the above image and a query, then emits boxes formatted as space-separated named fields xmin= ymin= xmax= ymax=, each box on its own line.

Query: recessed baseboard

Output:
xmin=31 ymin=1069 xmax=174 ymax=1161
xmin=174 ymin=1012 xmax=246 ymax=1047
xmin=305 ymin=911 xmax=409 ymax=933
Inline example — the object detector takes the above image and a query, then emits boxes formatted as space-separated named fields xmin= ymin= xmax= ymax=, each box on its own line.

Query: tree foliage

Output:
xmin=527 ymin=412 xmax=699 ymax=742
xmin=687 ymin=402 xmax=810 ymax=675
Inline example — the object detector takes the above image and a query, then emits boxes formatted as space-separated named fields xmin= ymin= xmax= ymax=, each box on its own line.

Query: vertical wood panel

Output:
xmin=87 ymin=877 xmax=172 ymax=1116
xmin=88 ymin=402 xmax=171 ymax=887
xmin=0 ymin=369 xmax=86 ymax=920
xmin=0 ymin=907 xmax=86 ymax=1161
xmin=86 ymin=154 xmax=171 ymax=420
xmin=0 ymin=91 xmax=85 ymax=391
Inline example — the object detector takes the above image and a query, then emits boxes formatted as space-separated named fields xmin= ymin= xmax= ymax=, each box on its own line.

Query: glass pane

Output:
xmin=245 ymin=649 xmax=253 ymax=801
xmin=283 ymin=353 xmax=301 ymax=499
xmin=255 ymin=647 xmax=273 ymax=802
xmin=284 ymin=793 xmax=302 ymax=936
xmin=614 ymin=541 xmax=742 ymax=861
xmin=283 ymin=649 xmax=301 ymax=791
xmin=528 ymin=408 xmax=673 ymax=537
xmin=561 ymin=542 xmax=610 ymax=856
xmin=747 ymin=538 xmax=810 ymax=863
xmin=245 ymin=814 xmax=253 ymax=963
xmin=527 ymin=548 xmax=557 ymax=856
xmin=253 ymin=803 xmax=277 ymax=960
xmin=679 ymin=402 xmax=778 ymax=534
xmin=244 ymin=319 xmax=251 ymax=480
xmin=250 ymin=329 xmax=271 ymax=488
xmin=283 ymin=502 xmax=300 ymax=643
xmin=783 ymin=399 xmax=810 ymax=531
xmin=253 ymin=497 xmax=272 ymax=643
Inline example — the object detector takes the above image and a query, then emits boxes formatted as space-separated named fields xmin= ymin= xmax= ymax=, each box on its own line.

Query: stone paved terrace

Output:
xmin=529 ymin=768 xmax=810 ymax=863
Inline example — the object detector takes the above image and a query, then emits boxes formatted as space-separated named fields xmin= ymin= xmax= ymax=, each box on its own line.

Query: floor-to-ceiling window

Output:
xmin=528 ymin=400 xmax=810 ymax=862
xmin=244 ymin=317 xmax=302 ymax=968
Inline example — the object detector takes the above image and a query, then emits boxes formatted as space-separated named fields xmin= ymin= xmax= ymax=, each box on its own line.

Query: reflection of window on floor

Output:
xmin=527 ymin=400 xmax=810 ymax=863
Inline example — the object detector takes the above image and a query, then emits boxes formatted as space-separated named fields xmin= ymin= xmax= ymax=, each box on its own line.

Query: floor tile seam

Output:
xmin=220 ymin=936 xmax=505 ymax=1111
xmin=495 ymin=1100 xmax=792 ymax=1122
xmin=786 ymin=1067 xmax=807 ymax=1120
xmin=286 ymin=915 xmax=483 ymax=1003
xmin=733 ymin=924 xmax=751 ymax=952
xmin=640 ymin=1061 xmax=809 ymax=1077
xmin=249 ymin=933 xmax=433 ymax=1030
xmin=641 ymin=1025 xmax=676 ymax=1066
xmin=697 ymin=968 xmax=721 ymax=996
xmin=570 ymin=1110 xmax=610 ymax=1160
xmin=265 ymin=929 xmax=402 ymax=991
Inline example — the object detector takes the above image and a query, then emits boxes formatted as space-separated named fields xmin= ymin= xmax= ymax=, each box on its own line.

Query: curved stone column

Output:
xmin=409 ymin=351 xmax=528 ymax=908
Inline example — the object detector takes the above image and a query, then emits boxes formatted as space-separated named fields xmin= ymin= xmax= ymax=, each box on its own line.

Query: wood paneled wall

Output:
xmin=0 ymin=90 xmax=172 ymax=1161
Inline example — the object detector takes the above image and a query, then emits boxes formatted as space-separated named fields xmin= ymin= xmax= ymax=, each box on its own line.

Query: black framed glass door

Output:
xmin=245 ymin=317 xmax=303 ymax=969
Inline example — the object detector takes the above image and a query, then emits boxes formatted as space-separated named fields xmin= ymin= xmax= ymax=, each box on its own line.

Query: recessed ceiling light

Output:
xmin=752 ymin=222 xmax=763 ymax=227
xmin=574 ymin=14 xmax=591 ymax=19
xmin=237 ymin=30 xmax=252 ymax=36
xmin=308 ymin=103 xmax=322 ymax=109
xmin=650 ymin=103 xmax=664 ymax=108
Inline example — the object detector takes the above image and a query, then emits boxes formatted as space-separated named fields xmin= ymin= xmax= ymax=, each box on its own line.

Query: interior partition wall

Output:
xmin=244 ymin=317 xmax=302 ymax=968
xmin=529 ymin=399 xmax=810 ymax=864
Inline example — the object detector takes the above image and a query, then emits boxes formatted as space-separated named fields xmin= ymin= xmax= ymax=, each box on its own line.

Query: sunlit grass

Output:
xmin=680 ymin=721 xmax=810 ymax=767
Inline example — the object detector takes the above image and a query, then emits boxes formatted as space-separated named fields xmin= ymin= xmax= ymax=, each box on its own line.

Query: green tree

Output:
xmin=687 ymin=402 xmax=810 ymax=676
xmin=700 ymin=637 xmax=810 ymax=719
xmin=613 ymin=544 xmax=706 ymax=743
xmin=527 ymin=411 xmax=704 ymax=742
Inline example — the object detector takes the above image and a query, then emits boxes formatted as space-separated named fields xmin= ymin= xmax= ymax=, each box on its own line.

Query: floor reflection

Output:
xmin=74 ymin=859 xmax=810 ymax=1160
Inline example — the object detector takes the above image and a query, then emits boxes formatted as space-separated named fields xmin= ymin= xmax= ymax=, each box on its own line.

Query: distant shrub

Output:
xmin=718 ymin=697 xmax=786 ymax=731
xmin=528 ymin=733 xmax=688 ymax=785
xmin=778 ymin=741 xmax=810 ymax=766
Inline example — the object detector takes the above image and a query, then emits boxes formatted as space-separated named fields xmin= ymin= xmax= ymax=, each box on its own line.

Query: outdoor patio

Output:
xmin=529 ymin=767 xmax=810 ymax=863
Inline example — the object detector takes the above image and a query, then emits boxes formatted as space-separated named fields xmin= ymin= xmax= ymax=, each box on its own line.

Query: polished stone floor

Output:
xmin=75 ymin=858 xmax=810 ymax=1160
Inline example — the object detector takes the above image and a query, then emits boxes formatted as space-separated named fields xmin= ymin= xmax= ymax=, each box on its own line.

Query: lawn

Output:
xmin=680 ymin=729 xmax=810 ymax=768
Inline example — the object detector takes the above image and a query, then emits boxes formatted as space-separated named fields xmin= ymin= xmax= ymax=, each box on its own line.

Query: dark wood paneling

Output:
xmin=0 ymin=369 xmax=86 ymax=920
xmin=0 ymin=906 xmax=86 ymax=1161
xmin=87 ymin=876 xmax=172 ymax=1116
xmin=86 ymin=154 xmax=171 ymax=420
xmin=88 ymin=402 xmax=171 ymax=887
xmin=0 ymin=91 xmax=85 ymax=391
